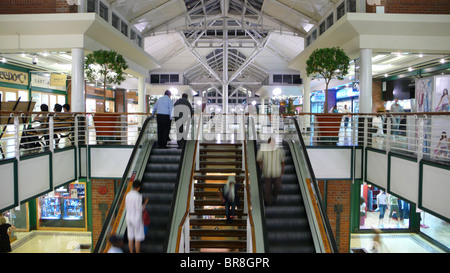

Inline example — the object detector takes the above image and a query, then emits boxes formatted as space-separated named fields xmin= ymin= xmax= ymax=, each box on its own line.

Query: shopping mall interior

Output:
xmin=0 ymin=0 xmax=449 ymax=256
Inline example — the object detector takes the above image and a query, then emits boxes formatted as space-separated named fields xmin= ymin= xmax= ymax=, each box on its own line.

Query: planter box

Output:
xmin=315 ymin=114 xmax=344 ymax=143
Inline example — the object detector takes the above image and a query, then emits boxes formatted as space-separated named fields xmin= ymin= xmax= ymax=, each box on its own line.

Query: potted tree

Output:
xmin=84 ymin=50 xmax=128 ymax=143
xmin=305 ymin=47 xmax=351 ymax=143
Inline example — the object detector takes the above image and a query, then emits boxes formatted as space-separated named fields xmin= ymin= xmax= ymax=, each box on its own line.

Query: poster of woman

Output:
xmin=415 ymin=78 xmax=432 ymax=112
xmin=433 ymin=76 xmax=450 ymax=112
xmin=432 ymin=116 xmax=450 ymax=160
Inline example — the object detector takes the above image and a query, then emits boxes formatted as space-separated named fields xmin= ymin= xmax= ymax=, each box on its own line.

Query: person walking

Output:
xmin=125 ymin=180 xmax=148 ymax=253
xmin=0 ymin=216 xmax=15 ymax=253
xmin=257 ymin=137 xmax=285 ymax=206
xmin=219 ymin=176 xmax=239 ymax=223
xmin=152 ymin=90 xmax=173 ymax=148
xmin=174 ymin=93 xmax=193 ymax=149
xmin=390 ymin=99 xmax=404 ymax=136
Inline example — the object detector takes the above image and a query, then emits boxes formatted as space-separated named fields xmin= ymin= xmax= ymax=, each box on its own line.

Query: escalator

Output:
xmin=131 ymin=141 xmax=182 ymax=253
xmin=262 ymin=140 xmax=316 ymax=253
xmin=248 ymin=117 xmax=337 ymax=253
xmin=94 ymin=117 xmax=191 ymax=253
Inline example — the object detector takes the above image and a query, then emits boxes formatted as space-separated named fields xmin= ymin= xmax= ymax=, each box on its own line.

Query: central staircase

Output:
xmin=190 ymin=142 xmax=247 ymax=252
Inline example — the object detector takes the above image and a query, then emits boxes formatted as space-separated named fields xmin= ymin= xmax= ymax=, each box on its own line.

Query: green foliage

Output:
xmin=84 ymin=49 xmax=128 ymax=86
xmin=306 ymin=47 xmax=350 ymax=112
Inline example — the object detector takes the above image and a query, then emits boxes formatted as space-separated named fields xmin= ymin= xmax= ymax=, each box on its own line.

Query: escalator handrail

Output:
xmin=94 ymin=116 xmax=155 ymax=253
xmin=175 ymin=115 xmax=202 ymax=252
xmin=246 ymin=115 xmax=269 ymax=252
xmin=288 ymin=116 xmax=339 ymax=253
xmin=242 ymin=117 xmax=257 ymax=252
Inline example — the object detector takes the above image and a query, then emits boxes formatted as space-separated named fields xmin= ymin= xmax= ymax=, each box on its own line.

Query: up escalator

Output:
xmin=94 ymin=117 xmax=190 ymax=253
xmin=136 ymin=141 xmax=182 ymax=252
xmin=249 ymin=117 xmax=337 ymax=253
xmin=258 ymin=140 xmax=315 ymax=253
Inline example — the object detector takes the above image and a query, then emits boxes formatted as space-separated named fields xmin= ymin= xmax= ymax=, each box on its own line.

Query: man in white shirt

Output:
xmin=152 ymin=90 xmax=174 ymax=148
xmin=125 ymin=180 xmax=148 ymax=253
xmin=257 ymin=137 xmax=285 ymax=206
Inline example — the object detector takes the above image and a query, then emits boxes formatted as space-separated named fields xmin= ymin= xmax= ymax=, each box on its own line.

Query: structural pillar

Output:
xmin=137 ymin=76 xmax=145 ymax=128
xmin=359 ymin=48 xmax=373 ymax=113
xmin=71 ymin=48 xmax=85 ymax=112
xmin=301 ymin=71 xmax=311 ymax=114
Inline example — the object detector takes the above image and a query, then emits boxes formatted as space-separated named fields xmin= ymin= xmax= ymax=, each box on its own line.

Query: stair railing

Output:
xmin=175 ymin=112 xmax=202 ymax=253
xmin=241 ymin=113 xmax=257 ymax=252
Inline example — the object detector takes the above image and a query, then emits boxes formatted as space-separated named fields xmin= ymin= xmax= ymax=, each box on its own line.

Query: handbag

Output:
xmin=143 ymin=209 xmax=150 ymax=226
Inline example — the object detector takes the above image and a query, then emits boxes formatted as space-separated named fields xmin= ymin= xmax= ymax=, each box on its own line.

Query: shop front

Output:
xmin=37 ymin=182 xmax=87 ymax=231
xmin=336 ymin=84 xmax=359 ymax=113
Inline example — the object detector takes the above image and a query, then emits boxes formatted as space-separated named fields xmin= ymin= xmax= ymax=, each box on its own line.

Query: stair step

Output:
xmin=194 ymin=183 xmax=243 ymax=189
xmin=194 ymin=175 xmax=245 ymax=181
xmin=191 ymin=209 xmax=246 ymax=216
xmin=190 ymin=229 xmax=246 ymax=237
xmin=190 ymin=240 xmax=246 ymax=249
xmin=200 ymin=148 xmax=242 ymax=153
xmin=194 ymin=191 xmax=244 ymax=198
xmin=200 ymin=143 xmax=242 ymax=146
xmin=196 ymin=168 xmax=244 ymax=173
xmin=194 ymin=200 xmax=242 ymax=206
xmin=200 ymin=155 xmax=242 ymax=159
xmin=199 ymin=161 xmax=242 ymax=166
xmin=190 ymin=219 xmax=246 ymax=226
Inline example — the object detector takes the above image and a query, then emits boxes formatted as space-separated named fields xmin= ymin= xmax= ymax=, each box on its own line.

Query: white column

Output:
xmin=302 ymin=72 xmax=311 ymax=113
xmin=71 ymin=48 xmax=85 ymax=112
xmin=137 ymin=76 xmax=145 ymax=127
xmin=359 ymin=48 xmax=373 ymax=113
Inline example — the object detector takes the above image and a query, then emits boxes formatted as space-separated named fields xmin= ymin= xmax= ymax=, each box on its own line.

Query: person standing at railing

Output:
xmin=257 ymin=137 xmax=285 ymax=206
xmin=341 ymin=104 xmax=351 ymax=131
xmin=174 ymin=93 xmax=193 ymax=149
xmin=152 ymin=90 xmax=173 ymax=148
xmin=390 ymin=99 xmax=404 ymax=136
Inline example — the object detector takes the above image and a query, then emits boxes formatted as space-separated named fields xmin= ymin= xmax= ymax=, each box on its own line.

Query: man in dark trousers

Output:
xmin=152 ymin=90 xmax=173 ymax=148
xmin=174 ymin=93 xmax=193 ymax=149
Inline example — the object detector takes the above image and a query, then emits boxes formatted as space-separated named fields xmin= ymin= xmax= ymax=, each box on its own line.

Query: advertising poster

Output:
xmin=415 ymin=77 xmax=432 ymax=112
xmin=433 ymin=76 xmax=450 ymax=112
xmin=431 ymin=116 xmax=450 ymax=160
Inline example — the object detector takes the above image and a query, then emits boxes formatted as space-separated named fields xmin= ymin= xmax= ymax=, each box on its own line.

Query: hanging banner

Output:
xmin=50 ymin=73 xmax=67 ymax=87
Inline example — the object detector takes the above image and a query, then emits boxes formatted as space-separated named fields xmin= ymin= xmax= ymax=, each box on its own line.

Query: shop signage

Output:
xmin=50 ymin=73 xmax=67 ymax=87
xmin=31 ymin=74 xmax=66 ymax=91
xmin=0 ymin=67 xmax=28 ymax=85
xmin=336 ymin=87 xmax=359 ymax=99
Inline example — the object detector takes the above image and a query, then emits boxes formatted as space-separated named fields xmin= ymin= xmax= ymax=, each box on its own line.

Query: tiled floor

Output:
xmin=350 ymin=233 xmax=445 ymax=253
xmin=10 ymin=231 xmax=92 ymax=253
xmin=8 ymin=230 xmax=446 ymax=253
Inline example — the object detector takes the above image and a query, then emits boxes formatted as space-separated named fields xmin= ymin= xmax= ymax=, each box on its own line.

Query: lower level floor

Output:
xmin=8 ymin=230 xmax=446 ymax=253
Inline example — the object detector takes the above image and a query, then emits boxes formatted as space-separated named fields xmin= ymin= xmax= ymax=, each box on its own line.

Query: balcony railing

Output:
xmin=1 ymin=111 xmax=449 ymax=164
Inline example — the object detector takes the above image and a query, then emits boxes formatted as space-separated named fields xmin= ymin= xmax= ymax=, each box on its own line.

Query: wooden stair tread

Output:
xmin=190 ymin=229 xmax=246 ymax=237
xmin=200 ymin=143 xmax=242 ymax=146
xmin=191 ymin=209 xmax=246 ymax=216
xmin=194 ymin=200 xmax=243 ymax=206
xmin=199 ymin=161 xmax=242 ymax=166
xmin=200 ymin=148 xmax=242 ymax=153
xmin=194 ymin=191 xmax=244 ymax=197
xmin=200 ymin=155 xmax=242 ymax=159
xmin=196 ymin=168 xmax=244 ymax=173
xmin=194 ymin=183 xmax=243 ymax=189
xmin=190 ymin=219 xmax=246 ymax=226
xmin=190 ymin=240 xmax=246 ymax=248
xmin=194 ymin=175 xmax=245 ymax=180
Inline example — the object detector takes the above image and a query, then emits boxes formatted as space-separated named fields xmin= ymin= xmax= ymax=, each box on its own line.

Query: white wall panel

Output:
xmin=421 ymin=164 xmax=450 ymax=220
xmin=307 ymin=148 xmax=352 ymax=179
xmin=0 ymin=160 xmax=17 ymax=210
xmin=90 ymin=147 xmax=133 ymax=178
xmin=18 ymin=155 xmax=51 ymax=202
xmin=366 ymin=150 xmax=387 ymax=189
xmin=389 ymin=156 xmax=418 ymax=204
xmin=53 ymin=149 xmax=76 ymax=188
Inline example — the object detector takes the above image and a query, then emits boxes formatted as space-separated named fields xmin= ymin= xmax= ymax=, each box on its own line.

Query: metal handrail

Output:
xmin=93 ymin=116 xmax=156 ymax=253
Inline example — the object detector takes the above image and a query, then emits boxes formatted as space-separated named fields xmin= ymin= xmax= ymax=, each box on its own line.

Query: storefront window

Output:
xmin=360 ymin=183 xmax=410 ymax=230
xmin=37 ymin=182 xmax=86 ymax=230
xmin=420 ymin=212 xmax=450 ymax=249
